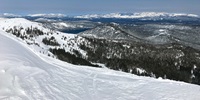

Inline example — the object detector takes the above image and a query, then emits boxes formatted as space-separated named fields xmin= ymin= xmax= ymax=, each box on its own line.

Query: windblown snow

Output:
xmin=0 ymin=18 xmax=200 ymax=100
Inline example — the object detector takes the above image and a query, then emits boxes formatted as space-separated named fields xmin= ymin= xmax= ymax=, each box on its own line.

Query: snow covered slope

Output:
xmin=0 ymin=18 xmax=49 ymax=33
xmin=0 ymin=29 xmax=200 ymax=100
xmin=0 ymin=18 xmax=88 ymax=58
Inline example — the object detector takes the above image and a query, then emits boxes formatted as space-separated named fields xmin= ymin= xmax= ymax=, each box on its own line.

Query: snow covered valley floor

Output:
xmin=0 ymin=30 xmax=200 ymax=100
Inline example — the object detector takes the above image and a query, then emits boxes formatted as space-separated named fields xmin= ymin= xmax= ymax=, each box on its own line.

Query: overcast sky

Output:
xmin=0 ymin=0 xmax=199 ymax=16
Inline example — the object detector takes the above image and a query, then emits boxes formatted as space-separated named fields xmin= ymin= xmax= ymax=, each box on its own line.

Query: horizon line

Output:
xmin=0 ymin=11 xmax=200 ymax=17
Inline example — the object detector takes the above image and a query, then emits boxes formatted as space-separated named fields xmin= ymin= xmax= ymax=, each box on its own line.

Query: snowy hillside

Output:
xmin=0 ymin=18 xmax=48 ymax=32
xmin=0 ymin=18 xmax=88 ymax=58
xmin=1 ymin=26 xmax=200 ymax=100
xmin=75 ymin=12 xmax=199 ymax=19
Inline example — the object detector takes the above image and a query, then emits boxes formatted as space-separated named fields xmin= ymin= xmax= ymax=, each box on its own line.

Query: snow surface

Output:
xmin=0 ymin=27 xmax=200 ymax=100
xmin=75 ymin=12 xmax=199 ymax=19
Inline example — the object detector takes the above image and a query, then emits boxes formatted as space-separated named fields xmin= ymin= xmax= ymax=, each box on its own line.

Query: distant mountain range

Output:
xmin=1 ymin=12 xmax=199 ymax=19
xmin=27 ymin=13 xmax=67 ymax=18
xmin=75 ymin=12 xmax=199 ymax=19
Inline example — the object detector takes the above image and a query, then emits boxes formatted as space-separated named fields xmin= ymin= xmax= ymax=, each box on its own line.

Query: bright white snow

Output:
xmin=0 ymin=27 xmax=200 ymax=100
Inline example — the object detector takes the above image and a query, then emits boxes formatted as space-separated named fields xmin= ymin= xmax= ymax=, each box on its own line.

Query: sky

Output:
xmin=0 ymin=0 xmax=200 ymax=16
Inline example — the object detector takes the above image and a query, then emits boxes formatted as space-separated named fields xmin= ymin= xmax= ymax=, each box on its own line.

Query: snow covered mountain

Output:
xmin=0 ymin=18 xmax=87 ymax=56
xmin=1 ymin=19 xmax=200 ymax=100
xmin=75 ymin=12 xmax=199 ymax=19
xmin=27 ymin=13 xmax=66 ymax=18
